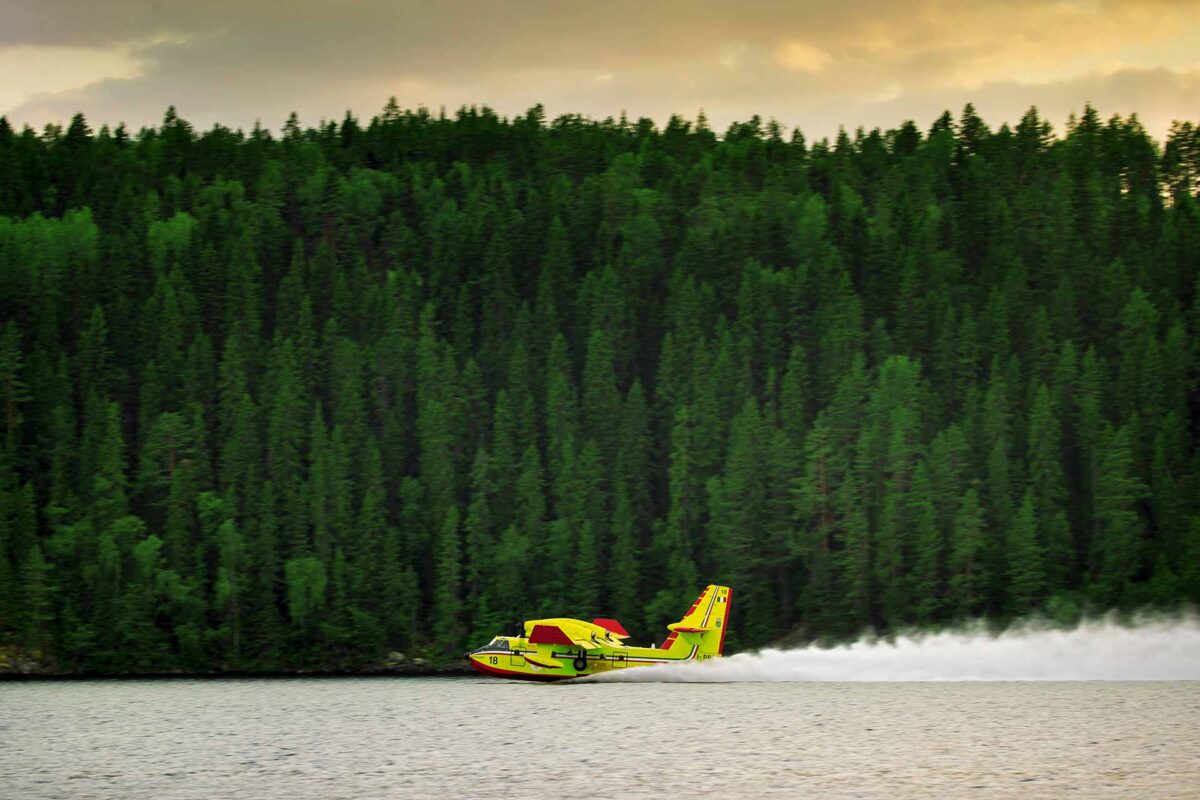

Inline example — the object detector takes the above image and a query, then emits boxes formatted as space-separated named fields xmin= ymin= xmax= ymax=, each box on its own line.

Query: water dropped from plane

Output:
xmin=582 ymin=613 xmax=1200 ymax=682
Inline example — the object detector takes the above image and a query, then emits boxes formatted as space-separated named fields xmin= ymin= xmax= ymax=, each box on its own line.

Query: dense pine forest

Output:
xmin=0 ymin=101 xmax=1197 ymax=673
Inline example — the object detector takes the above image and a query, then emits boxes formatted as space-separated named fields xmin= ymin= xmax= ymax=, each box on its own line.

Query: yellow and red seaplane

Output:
xmin=466 ymin=584 xmax=732 ymax=681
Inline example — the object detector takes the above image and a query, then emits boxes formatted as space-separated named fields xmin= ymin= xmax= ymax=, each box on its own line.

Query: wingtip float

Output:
xmin=465 ymin=584 xmax=732 ymax=681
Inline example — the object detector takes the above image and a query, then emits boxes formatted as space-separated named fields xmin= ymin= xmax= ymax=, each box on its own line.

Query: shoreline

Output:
xmin=0 ymin=665 xmax=476 ymax=682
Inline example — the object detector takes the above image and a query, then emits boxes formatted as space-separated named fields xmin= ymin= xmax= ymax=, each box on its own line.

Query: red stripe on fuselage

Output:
xmin=470 ymin=658 xmax=573 ymax=682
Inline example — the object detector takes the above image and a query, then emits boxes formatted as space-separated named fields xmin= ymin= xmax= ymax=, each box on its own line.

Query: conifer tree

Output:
xmin=544 ymin=334 xmax=579 ymax=485
xmin=1026 ymin=382 xmax=1072 ymax=587
xmin=948 ymin=489 xmax=986 ymax=617
xmin=0 ymin=100 xmax=1194 ymax=670
xmin=581 ymin=328 xmax=621 ymax=470
xmin=608 ymin=483 xmax=641 ymax=627
xmin=1091 ymin=424 xmax=1147 ymax=605
xmin=1007 ymin=489 xmax=1045 ymax=614
xmin=433 ymin=505 xmax=464 ymax=654
xmin=20 ymin=542 xmax=54 ymax=653
xmin=616 ymin=379 xmax=652 ymax=526
xmin=708 ymin=397 xmax=774 ymax=638
xmin=908 ymin=462 xmax=943 ymax=622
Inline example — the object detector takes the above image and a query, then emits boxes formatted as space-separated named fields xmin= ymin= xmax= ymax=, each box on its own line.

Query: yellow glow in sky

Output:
xmin=0 ymin=1 xmax=1197 ymax=140
xmin=0 ymin=44 xmax=143 ymax=113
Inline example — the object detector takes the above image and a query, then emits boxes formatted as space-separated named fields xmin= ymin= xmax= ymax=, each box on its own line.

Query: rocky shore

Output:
xmin=0 ymin=645 xmax=473 ymax=680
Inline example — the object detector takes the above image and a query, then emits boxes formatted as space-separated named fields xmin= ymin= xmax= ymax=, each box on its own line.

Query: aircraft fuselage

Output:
xmin=466 ymin=585 xmax=732 ymax=681
xmin=467 ymin=637 xmax=708 ymax=681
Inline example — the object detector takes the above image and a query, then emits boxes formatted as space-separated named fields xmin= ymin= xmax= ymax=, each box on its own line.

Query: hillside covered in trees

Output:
xmin=0 ymin=102 xmax=1197 ymax=673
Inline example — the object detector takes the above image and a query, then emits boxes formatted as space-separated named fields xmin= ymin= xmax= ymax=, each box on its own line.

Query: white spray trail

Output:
xmin=584 ymin=614 xmax=1200 ymax=682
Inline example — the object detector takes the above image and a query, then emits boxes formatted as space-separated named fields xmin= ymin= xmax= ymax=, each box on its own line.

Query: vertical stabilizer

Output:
xmin=659 ymin=585 xmax=732 ymax=659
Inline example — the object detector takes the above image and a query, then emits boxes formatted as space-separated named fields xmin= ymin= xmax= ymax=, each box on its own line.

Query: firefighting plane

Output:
xmin=466 ymin=584 xmax=732 ymax=681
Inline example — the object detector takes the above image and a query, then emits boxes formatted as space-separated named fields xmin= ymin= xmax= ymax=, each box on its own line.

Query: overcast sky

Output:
xmin=2 ymin=0 xmax=1198 ymax=142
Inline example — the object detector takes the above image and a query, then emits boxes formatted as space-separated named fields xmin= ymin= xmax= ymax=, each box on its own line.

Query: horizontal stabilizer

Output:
xmin=659 ymin=585 xmax=731 ymax=656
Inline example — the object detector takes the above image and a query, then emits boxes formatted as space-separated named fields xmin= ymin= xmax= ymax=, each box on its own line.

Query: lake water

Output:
xmin=2 ymin=677 xmax=1198 ymax=799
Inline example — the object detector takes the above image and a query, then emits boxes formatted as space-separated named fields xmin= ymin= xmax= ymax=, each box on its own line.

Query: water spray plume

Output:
xmin=584 ymin=613 xmax=1200 ymax=682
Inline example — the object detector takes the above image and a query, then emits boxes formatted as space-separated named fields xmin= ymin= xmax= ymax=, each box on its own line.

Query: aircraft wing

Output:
xmin=527 ymin=623 xmax=602 ymax=649
xmin=591 ymin=618 xmax=631 ymax=638
xmin=524 ymin=617 xmax=635 ymax=649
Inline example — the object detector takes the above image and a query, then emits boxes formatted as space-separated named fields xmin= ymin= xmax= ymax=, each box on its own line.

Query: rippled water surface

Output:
xmin=2 ymin=678 xmax=1198 ymax=799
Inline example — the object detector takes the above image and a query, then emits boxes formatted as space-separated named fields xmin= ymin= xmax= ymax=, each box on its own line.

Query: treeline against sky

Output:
xmin=0 ymin=103 xmax=1198 ymax=671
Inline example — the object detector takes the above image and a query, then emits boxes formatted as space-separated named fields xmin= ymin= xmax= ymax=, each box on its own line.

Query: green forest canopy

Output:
xmin=0 ymin=102 xmax=1197 ymax=672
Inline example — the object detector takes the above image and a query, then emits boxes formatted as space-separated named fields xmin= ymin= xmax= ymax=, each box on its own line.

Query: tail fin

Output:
xmin=659 ymin=585 xmax=732 ymax=659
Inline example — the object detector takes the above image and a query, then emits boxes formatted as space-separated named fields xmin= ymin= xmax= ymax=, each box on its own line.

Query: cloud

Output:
xmin=776 ymin=42 xmax=833 ymax=73
xmin=2 ymin=0 xmax=1197 ymax=141
xmin=0 ymin=0 xmax=177 ymax=48
xmin=0 ymin=43 xmax=146 ymax=110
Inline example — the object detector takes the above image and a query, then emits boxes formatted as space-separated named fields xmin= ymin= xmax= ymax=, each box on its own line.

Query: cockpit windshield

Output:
xmin=471 ymin=637 xmax=511 ymax=655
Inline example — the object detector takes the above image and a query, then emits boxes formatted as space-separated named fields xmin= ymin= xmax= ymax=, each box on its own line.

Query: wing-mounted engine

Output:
xmin=591 ymin=618 xmax=631 ymax=638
